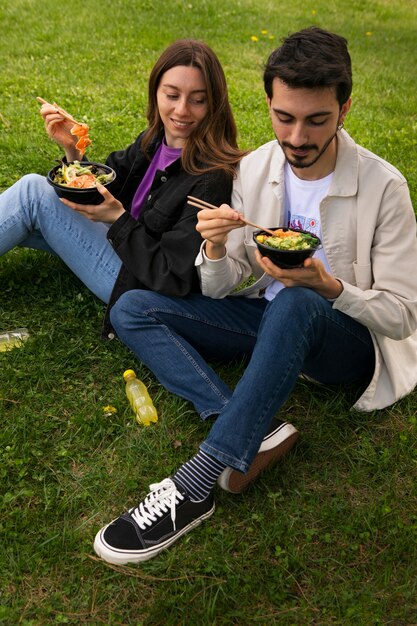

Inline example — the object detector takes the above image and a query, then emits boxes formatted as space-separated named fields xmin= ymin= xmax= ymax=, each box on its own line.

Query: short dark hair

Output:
xmin=263 ymin=27 xmax=352 ymax=106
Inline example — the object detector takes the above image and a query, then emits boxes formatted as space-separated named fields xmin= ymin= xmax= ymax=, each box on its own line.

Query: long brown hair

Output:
xmin=141 ymin=39 xmax=246 ymax=177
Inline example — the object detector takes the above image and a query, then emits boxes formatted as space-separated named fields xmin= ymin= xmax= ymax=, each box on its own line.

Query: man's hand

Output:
xmin=60 ymin=184 xmax=125 ymax=224
xmin=196 ymin=204 xmax=244 ymax=259
xmin=257 ymin=253 xmax=343 ymax=299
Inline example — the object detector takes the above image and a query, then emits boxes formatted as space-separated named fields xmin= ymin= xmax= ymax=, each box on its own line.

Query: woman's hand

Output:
xmin=39 ymin=103 xmax=82 ymax=162
xmin=60 ymin=184 xmax=125 ymax=224
xmin=196 ymin=204 xmax=244 ymax=259
xmin=257 ymin=253 xmax=343 ymax=299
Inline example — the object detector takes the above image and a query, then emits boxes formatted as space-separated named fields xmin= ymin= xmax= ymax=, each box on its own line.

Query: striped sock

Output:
xmin=173 ymin=450 xmax=227 ymax=502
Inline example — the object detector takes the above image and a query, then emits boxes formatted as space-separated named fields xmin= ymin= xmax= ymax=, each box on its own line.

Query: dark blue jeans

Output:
xmin=110 ymin=287 xmax=375 ymax=472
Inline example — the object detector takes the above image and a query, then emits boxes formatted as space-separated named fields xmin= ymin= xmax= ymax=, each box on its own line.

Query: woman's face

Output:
xmin=156 ymin=65 xmax=208 ymax=148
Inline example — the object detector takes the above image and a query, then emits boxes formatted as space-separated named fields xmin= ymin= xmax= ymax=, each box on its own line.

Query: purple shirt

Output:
xmin=130 ymin=141 xmax=182 ymax=219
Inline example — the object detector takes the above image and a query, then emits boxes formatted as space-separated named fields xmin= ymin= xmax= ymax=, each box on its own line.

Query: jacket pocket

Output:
xmin=353 ymin=261 xmax=373 ymax=290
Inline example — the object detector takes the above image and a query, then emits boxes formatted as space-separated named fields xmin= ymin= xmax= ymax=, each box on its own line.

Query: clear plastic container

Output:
xmin=0 ymin=328 xmax=30 ymax=352
xmin=123 ymin=369 xmax=158 ymax=426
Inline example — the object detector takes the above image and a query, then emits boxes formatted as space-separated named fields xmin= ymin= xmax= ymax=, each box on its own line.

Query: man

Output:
xmin=93 ymin=27 xmax=417 ymax=564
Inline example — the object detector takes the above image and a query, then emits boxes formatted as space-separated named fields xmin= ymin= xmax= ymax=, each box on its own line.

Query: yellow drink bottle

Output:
xmin=0 ymin=328 xmax=30 ymax=352
xmin=123 ymin=369 xmax=158 ymax=426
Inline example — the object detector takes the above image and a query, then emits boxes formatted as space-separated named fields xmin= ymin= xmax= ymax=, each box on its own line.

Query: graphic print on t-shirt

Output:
xmin=264 ymin=163 xmax=334 ymax=302
xmin=289 ymin=214 xmax=320 ymax=235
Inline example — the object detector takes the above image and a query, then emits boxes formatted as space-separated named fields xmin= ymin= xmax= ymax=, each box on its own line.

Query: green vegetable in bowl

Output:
xmin=53 ymin=161 xmax=113 ymax=188
xmin=256 ymin=229 xmax=318 ymax=251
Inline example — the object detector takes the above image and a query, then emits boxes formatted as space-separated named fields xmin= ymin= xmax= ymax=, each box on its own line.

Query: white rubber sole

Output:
xmin=93 ymin=504 xmax=215 ymax=565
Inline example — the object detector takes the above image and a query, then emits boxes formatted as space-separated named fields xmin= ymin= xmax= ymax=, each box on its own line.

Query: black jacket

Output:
xmin=101 ymin=132 xmax=233 ymax=337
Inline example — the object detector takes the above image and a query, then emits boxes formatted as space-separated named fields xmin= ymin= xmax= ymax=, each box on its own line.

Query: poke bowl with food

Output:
xmin=47 ymin=161 xmax=116 ymax=205
xmin=253 ymin=227 xmax=321 ymax=268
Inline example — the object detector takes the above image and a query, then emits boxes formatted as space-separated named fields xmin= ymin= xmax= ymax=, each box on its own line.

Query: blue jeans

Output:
xmin=110 ymin=287 xmax=375 ymax=472
xmin=0 ymin=174 xmax=122 ymax=302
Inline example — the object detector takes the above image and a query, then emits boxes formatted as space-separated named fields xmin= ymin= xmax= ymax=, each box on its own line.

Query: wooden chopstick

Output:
xmin=187 ymin=195 xmax=278 ymax=237
xmin=36 ymin=97 xmax=81 ymax=126
xmin=187 ymin=195 xmax=218 ymax=210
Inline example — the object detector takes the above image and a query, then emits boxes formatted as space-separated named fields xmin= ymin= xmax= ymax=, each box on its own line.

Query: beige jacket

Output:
xmin=196 ymin=131 xmax=417 ymax=411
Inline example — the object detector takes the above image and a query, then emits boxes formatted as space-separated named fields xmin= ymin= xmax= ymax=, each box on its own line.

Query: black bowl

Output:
xmin=253 ymin=227 xmax=321 ymax=268
xmin=47 ymin=161 xmax=116 ymax=205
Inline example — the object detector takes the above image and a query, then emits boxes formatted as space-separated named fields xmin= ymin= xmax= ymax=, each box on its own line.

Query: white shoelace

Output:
xmin=130 ymin=478 xmax=184 ymax=531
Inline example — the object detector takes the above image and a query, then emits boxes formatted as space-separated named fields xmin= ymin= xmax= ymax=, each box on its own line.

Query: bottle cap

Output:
xmin=123 ymin=369 xmax=136 ymax=381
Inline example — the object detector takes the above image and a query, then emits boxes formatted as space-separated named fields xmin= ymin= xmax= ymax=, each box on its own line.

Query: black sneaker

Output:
xmin=94 ymin=478 xmax=215 ymax=564
xmin=217 ymin=419 xmax=299 ymax=494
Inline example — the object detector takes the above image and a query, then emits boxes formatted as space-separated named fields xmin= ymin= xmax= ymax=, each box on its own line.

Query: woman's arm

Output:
xmin=107 ymin=168 xmax=234 ymax=296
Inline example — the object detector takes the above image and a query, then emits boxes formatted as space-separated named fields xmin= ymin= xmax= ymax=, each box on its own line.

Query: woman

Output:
xmin=0 ymin=39 xmax=245 ymax=334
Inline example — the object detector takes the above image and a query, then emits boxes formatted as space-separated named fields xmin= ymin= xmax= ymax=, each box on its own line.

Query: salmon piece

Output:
xmin=70 ymin=123 xmax=89 ymax=137
xmin=67 ymin=173 xmax=97 ymax=188
xmin=70 ymin=123 xmax=92 ymax=157
xmin=75 ymin=135 xmax=92 ymax=156
xmin=272 ymin=229 xmax=299 ymax=238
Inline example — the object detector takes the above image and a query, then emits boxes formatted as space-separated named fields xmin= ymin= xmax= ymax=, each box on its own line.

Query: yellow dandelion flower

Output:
xmin=261 ymin=29 xmax=268 ymax=35
xmin=103 ymin=405 xmax=117 ymax=416
xmin=251 ymin=35 xmax=259 ymax=42
xmin=269 ymin=35 xmax=275 ymax=40
xmin=312 ymin=9 xmax=317 ymax=15
xmin=365 ymin=31 xmax=372 ymax=36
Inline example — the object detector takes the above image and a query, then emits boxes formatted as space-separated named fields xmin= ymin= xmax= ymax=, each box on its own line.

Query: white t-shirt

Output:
xmin=265 ymin=162 xmax=333 ymax=301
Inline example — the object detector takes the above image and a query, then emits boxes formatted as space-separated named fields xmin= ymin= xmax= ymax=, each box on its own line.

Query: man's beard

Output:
xmin=278 ymin=126 xmax=338 ymax=170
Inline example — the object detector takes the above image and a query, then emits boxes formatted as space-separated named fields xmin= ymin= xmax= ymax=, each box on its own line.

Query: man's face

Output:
xmin=267 ymin=78 xmax=350 ymax=179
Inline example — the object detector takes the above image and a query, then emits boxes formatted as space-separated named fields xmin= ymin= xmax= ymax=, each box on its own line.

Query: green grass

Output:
xmin=1 ymin=1 xmax=417 ymax=624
